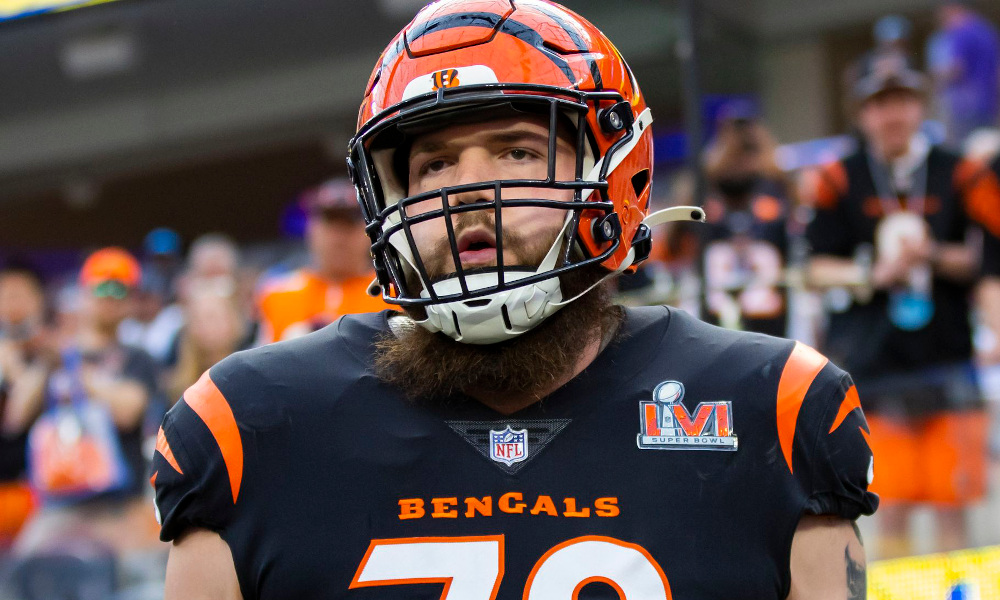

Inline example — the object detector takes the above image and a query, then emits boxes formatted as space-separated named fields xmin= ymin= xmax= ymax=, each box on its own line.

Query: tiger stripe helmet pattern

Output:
xmin=349 ymin=0 xmax=655 ymax=344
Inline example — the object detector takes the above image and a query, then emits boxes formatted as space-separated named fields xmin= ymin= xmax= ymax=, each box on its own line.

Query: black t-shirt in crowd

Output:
xmin=153 ymin=309 xmax=876 ymax=600
xmin=805 ymin=146 xmax=1000 ymax=411
xmin=77 ymin=343 xmax=160 ymax=497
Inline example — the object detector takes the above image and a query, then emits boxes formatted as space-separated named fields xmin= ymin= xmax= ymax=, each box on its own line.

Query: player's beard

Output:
xmin=374 ymin=212 xmax=623 ymax=409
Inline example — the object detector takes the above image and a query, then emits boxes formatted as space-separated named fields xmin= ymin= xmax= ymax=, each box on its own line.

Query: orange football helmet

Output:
xmin=348 ymin=0 xmax=674 ymax=343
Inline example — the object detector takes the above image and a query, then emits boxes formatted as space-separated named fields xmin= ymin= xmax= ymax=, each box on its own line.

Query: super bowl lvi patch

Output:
xmin=637 ymin=381 xmax=738 ymax=451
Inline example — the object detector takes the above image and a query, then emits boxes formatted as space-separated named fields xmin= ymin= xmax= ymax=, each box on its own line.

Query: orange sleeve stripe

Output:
xmin=959 ymin=160 xmax=1000 ymax=238
xmin=154 ymin=426 xmax=184 ymax=475
xmin=859 ymin=427 xmax=871 ymax=451
xmin=805 ymin=161 xmax=848 ymax=210
xmin=776 ymin=342 xmax=829 ymax=473
xmin=829 ymin=385 xmax=862 ymax=434
xmin=183 ymin=370 xmax=244 ymax=503
xmin=954 ymin=157 xmax=984 ymax=191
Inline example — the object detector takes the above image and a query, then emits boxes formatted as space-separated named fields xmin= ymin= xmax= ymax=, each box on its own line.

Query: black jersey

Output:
xmin=152 ymin=308 xmax=876 ymax=600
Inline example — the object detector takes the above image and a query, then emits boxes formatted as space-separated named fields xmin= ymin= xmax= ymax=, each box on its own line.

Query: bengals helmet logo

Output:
xmin=430 ymin=69 xmax=461 ymax=91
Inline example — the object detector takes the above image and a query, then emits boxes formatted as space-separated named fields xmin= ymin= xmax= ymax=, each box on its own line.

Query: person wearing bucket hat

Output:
xmin=255 ymin=178 xmax=389 ymax=344
xmin=803 ymin=50 xmax=1000 ymax=557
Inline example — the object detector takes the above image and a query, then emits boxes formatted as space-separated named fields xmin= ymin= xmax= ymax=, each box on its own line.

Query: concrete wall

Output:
xmin=760 ymin=39 xmax=834 ymax=143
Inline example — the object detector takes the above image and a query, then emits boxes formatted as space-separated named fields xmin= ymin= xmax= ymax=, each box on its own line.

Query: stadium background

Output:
xmin=1 ymin=0 xmax=1000 ymax=598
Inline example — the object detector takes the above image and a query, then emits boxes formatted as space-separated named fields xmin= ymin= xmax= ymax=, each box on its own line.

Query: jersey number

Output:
xmin=350 ymin=535 xmax=672 ymax=599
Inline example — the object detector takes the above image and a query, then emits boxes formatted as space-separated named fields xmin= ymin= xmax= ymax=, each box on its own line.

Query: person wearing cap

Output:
xmin=802 ymin=52 xmax=1000 ymax=558
xmin=14 ymin=248 xmax=162 ymax=555
xmin=255 ymin=178 xmax=388 ymax=344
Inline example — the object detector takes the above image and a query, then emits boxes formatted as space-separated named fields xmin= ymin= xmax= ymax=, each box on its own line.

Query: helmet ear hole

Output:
xmin=630 ymin=169 xmax=650 ymax=199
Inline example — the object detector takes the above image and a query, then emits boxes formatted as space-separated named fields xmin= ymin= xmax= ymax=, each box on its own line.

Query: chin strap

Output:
xmin=549 ymin=204 xmax=706 ymax=308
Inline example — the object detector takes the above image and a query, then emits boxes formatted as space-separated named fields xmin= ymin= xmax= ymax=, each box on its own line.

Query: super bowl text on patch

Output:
xmin=397 ymin=493 xmax=620 ymax=520
xmin=637 ymin=380 xmax=738 ymax=451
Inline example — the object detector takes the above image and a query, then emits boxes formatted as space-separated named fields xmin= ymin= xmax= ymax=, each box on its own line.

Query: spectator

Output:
xmin=802 ymin=53 xmax=1000 ymax=558
xmin=14 ymin=248 xmax=161 ymax=557
xmin=155 ymin=233 xmax=254 ymax=365
xmin=118 ymin=228 xmax=185 ymax=365
xmin=700 ymin=104 xmax=792 ymax=336
xmin=178 ymin=233 xmax=242 ymax=302
xmin=256 ymin=178 xmax=388 ymax=344
xmin=167 ymin=290 xmax=249 ymax=403
xmin=0 ymin=261 xmax=52 ymax=547
xmin=118 ymin=272 xmax=185 ymax=368
xmin=928 ymin=0 xmax=1000 ymax=145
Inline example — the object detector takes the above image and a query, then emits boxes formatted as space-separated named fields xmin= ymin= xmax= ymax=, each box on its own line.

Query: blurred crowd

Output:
xmin=0 ymin=181 xmax=387 ymax=599
xmin=643 ymin=0 xmax=1000 ymax=565
xmin=0 ymin=0 xmax=1000 ymax=598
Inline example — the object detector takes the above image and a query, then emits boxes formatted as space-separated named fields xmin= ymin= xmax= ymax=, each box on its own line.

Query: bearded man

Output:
xmin=153 ymin=2 xmax=876 ymax=598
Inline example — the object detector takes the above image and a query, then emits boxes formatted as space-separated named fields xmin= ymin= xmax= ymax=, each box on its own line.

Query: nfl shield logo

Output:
xmin=489 ymin=426 xmax=529 ymax=466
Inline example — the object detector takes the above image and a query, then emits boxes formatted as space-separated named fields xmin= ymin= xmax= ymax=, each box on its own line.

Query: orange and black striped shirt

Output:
xmin=151 ymin=307 xmax=875 ymax=599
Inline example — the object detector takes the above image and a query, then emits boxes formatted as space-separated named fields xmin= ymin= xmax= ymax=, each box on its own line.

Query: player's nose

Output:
xmin=449 ymin=150 xmax=494 ymax=207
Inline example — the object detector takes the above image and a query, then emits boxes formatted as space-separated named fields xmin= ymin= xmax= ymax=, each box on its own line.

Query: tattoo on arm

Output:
xmin=852 ymin=521 xmax=864 ymax=547
xmin=845 ymin=546 xmax=866 ymax=600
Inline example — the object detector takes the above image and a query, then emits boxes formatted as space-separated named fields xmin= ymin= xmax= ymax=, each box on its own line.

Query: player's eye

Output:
xmin=417 ymin=158 xmax=450 ymax=177
xmin=503 ymin=148 xmax=540 ymax=161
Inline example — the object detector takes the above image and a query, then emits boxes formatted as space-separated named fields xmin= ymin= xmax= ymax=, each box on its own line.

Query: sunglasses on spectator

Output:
xmin=91 ymin=280 xmax=130 ymax=299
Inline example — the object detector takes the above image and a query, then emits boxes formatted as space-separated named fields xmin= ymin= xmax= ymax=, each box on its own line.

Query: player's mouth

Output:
xmin=456 ymin=229 xmax=498 ymax=267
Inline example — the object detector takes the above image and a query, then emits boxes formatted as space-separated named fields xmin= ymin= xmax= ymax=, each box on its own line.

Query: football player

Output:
xmin=803 ymin=51 xmax=1000 ymax=557
xmin=155 ymin=1 xmax=876 ymax=598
